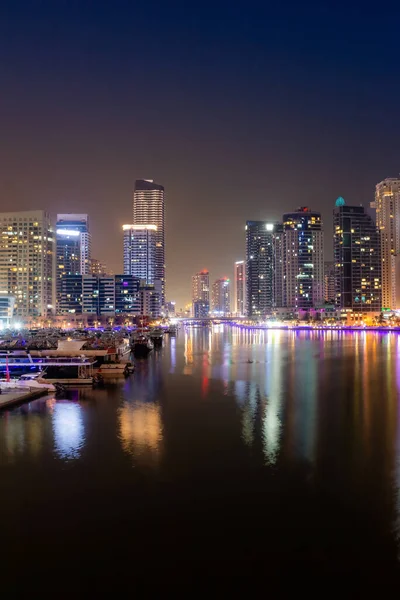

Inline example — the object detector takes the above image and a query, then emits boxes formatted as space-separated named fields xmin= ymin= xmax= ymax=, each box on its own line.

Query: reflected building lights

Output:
xmin=119 ymin=402 xmax=163 ymax=464
xmin=169 ymin=336 xmax=176 ymax=373
xmin=262 ymin=332 xmax=283 ymax=464
xmin=52 ymin=402 xmax=84 ymax=460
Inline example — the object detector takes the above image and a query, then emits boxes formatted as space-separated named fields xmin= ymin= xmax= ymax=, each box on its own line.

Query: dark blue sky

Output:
xmin=1 ymin=1 xmax=400 ymax=306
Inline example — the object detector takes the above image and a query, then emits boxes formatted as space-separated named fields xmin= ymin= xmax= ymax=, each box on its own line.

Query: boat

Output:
xmin=31 ymin=339 xmax=134 ymax=377
xmin=0 ymin=373 xmax=56 ymax=392
xmin=0 ymin=351 xmax=41 ymax=377
xmin=35 ymin=357 xmax=97 ymax=386
xmin=131 ymin=334 xmax=154 ymax=357
xmin=148 ymin=328 xmax=164 ymax=348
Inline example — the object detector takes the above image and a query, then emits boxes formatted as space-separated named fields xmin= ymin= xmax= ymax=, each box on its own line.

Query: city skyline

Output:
xmin=2 ymin=4 xmax=400 ymax=309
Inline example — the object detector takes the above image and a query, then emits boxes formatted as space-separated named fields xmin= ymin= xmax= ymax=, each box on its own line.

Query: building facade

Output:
xmin=0 ymin=210 xmax=55 ymax=318
xmin=234 ymin=261 xmax=246 ymax=316
xmin=282 ymin=208 xmax=324 ymax=309
xmin=211 ymin=278 xmax=231 ymax=315
xmin=56 ymin=214 xmax=91 ymax=312
xmin=0 ymin=295 xmax=15 ymax=327
xmin=58 ymin=274 xmax=142 ymax=316
xmin=324 ymin=261 xmax=335 ymax=303
xmin=133 ymin=180 xmax=165 ymax=306
xmin=192 ymin=270 xmax=210 ymax=317
xmin=245 ymin=221 xmax=279 ymax=317
xmin=140 ymin=285 xmax=162 ymax=318
xmin=115 ymin=276 xmax=141 ymax=315
xmin=372 ymin=178 xmax=400 ymax=309
xmin=333 ymin=199 xmax=381 ymax=312
xmin=123 ymin=224 xmax=157 ymax=284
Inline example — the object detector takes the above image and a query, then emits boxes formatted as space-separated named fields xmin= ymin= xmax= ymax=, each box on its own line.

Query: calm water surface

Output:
xmin=1 ymin=326 xmax=400 ymax=590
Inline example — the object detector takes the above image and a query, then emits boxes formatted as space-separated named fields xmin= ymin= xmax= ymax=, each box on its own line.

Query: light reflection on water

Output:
xmin=52 ymin=401 xmax=85 ymax=460
xmin=118 ymin=401 xmax=163 ymax=465
xmin=1 ymin=326 xmax=400 ymax=573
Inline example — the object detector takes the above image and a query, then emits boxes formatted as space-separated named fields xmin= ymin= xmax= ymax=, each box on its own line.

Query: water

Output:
xmin=1 ymin=326 xmax=400 ymax=591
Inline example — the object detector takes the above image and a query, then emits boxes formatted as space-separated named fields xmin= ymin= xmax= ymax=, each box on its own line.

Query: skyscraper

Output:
xmin=334 ymin=198 xmax=381 ymax=312
xmin=56 ymin=214 xmax=91 ymax=312
xmin=282 ymin=207 xmax=324 ymax=309
xmin=245 ymin=221 xmax=279 ymax=317
xmin=234 ymin=261 xmax=246 ymax=316
xmin=123 ymin=224 xmax=157 ymax=284
xmin=371 ymin=178 xmax=400 ymax=309
xmin=133 ymin=180 xmax=165 ymax=306
xmin=324 ymin=261 xmax=335 ymax=302
xmin=56 ymin=214 xmax=91 ymax=274
xmin=211 ymin=278 xmax=231 ymax=315
xmin=0 ymin=210 xmax=55 ymax=318
xmin=192 ymin=270 xmax=210 ymax=318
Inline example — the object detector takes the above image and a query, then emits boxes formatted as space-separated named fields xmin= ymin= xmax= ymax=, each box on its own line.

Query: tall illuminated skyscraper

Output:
xmin=371 ymin=178 xmax=400 ymax=309
xmin=56 ymin=214 xmax=91 ymax=312
xmin=245 ymin=221 xmax=280 ymax=317
xmin=133 ymin=180 xmax=165 ymax=306
xmin=0 ymin=210 xmax=55 ymax=318
xmin=192 ymin=270 xmax=209 ymax=317
xmin=334 ymin=198 xmax=381 ymax=311
xmin=123 ymin=224 xmax=157 ymax=284
xmin=211 ymin=278 xmax=231 ymax=315
xmin=234 ymin=261 xmax=246 ymax=316
xmin=282 ymin=207 xmax=324 ymax=309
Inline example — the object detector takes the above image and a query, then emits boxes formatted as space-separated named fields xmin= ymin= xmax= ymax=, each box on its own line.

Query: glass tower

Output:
xmin=334 ymin=200 xmax=381 ymax=312
xmin=133 ymin=180 xmax=165 ymax=306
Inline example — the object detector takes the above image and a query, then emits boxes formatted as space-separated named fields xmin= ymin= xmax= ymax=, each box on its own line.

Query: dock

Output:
xmin=0 ymin=387 xmax=49 ymax=410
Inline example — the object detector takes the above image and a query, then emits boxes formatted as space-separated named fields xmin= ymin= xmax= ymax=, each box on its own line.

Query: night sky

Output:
xmin=1 ymin=1 xmax=400 ymax=308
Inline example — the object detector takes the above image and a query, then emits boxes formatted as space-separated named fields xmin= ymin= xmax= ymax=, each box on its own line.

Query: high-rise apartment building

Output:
xmin=0 ymin=210 xmax=55 ymax=318
xmin=234 ymin=261 xmax=246 ymax=316
xmin=245 ymin=221 xmax=279 ymax=317
xmin=324 ymin=261 xmax=335 ymax=302
xmin=58 ymin=274 xmax=141 ymax=316
xmin=123 ymin=224 xmax=157 ymax=284
xmin=334 ymin=199 xmax=381 ymax=312
xmin=192 ymin=270 xmax=210 ymax=317
xmin=56 ymin=214 xmax=91 ymax=274
xmin=56 ymin=214 xmax=91 ymax=312
xmin=372 ymin=178 xmax=400 ymax=309
xmin=133 ymin=180 xmax=165 ymax=306
xmin=282 ymin=208 xmax=324 ymax=309
xmin=211 ymin=278 xmax=231 ymax=315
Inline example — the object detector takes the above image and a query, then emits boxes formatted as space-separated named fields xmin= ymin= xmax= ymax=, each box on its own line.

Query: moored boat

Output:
xmin=31 ymin=339 xmax=134 ymax=377
xmin=131 ymin=334 xmax=154 ymax=357
xmin=0 ymin=351 xmax=41 ymax=377
xmin=148 ymin=328 xmax=164 ymax=348
xmin=35 ymin=357 xmax=97 ymax=386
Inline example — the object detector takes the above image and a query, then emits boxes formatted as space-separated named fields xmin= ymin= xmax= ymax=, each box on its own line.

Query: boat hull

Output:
xmin=150 ymin=336 xmax=163 ymax=348
xmin=97 ymin=364 xmax=134 ymax=376
xmin=132 ymin=344 xmax=153 ymax=358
